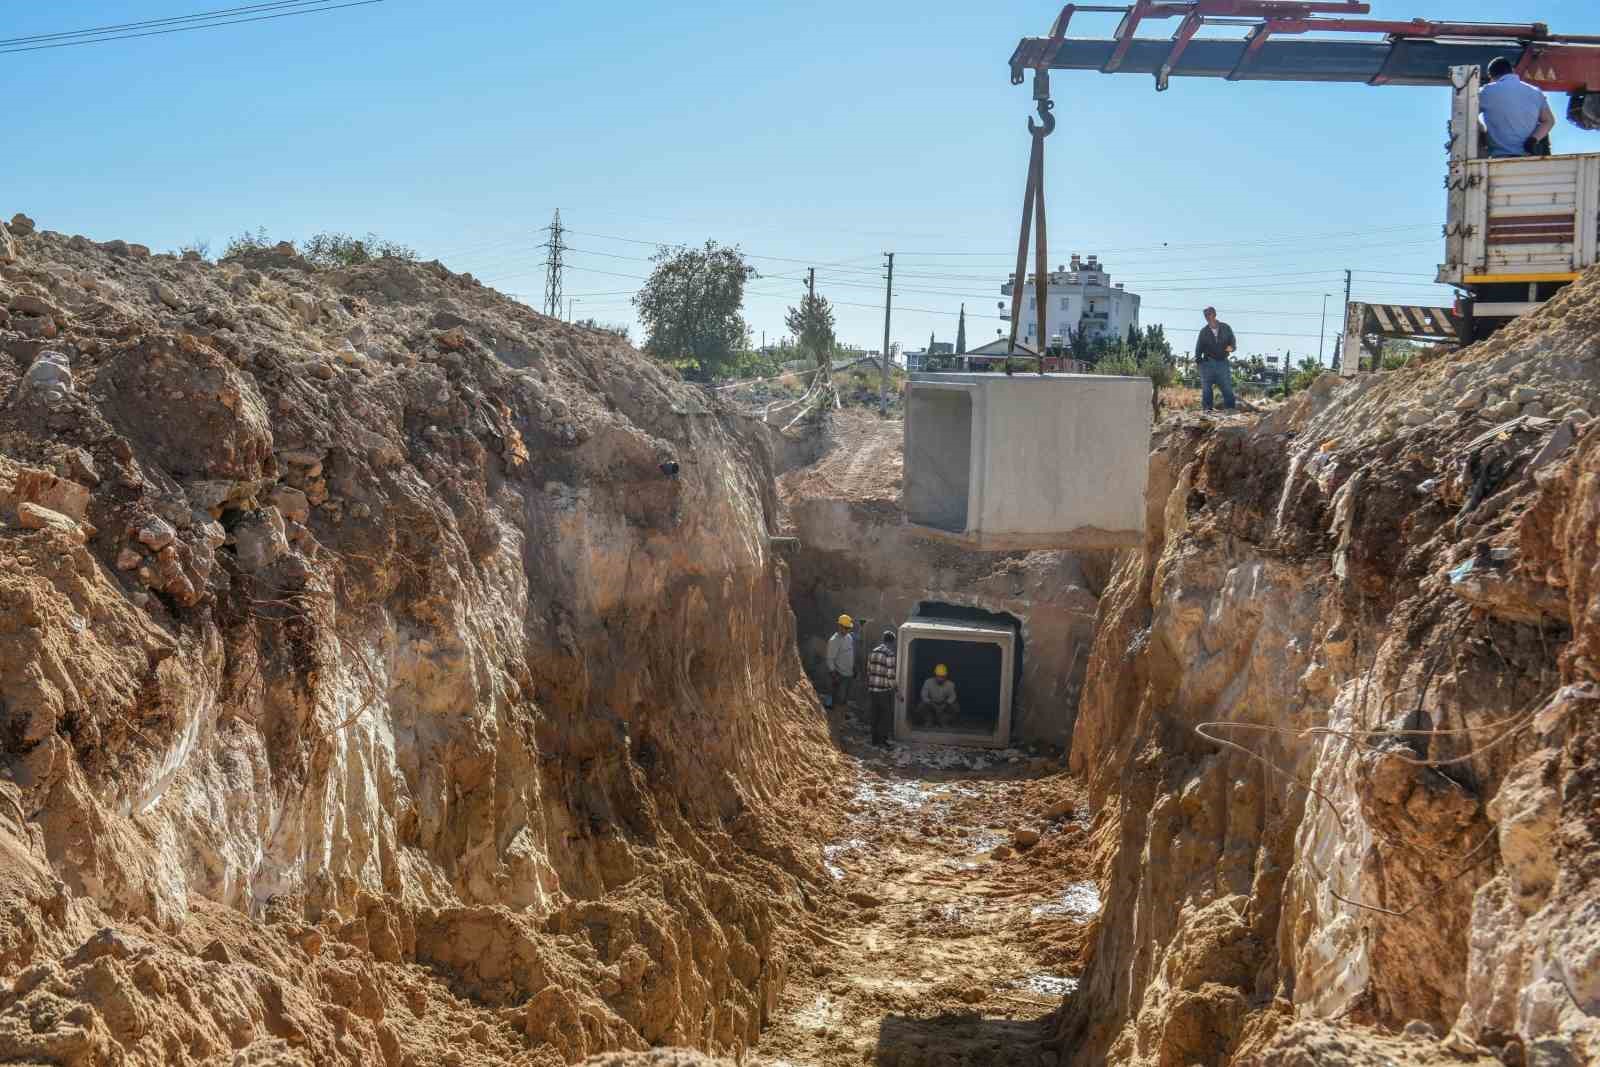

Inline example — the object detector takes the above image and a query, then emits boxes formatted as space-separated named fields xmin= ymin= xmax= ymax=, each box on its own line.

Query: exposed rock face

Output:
xmin=0 ymin=221 xmax=835 ymax=1064
xmin=1056 ymin=271 xmax=1600 ymax=1065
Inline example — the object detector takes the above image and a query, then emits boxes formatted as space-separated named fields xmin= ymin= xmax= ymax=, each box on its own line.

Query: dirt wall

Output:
xmin=1055 ymin=272 xmax=1600 ymax=1066
xmin=0 ymin=221 xmax=838 ymax=1066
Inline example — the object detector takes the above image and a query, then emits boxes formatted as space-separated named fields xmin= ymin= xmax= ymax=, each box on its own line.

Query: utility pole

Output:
xmin=880 ymin=253 xmax=894 ymax=416
xmin=808 ymin=267 xmax=816 ymax=300
xmin=1333 ymin=268 xmax=1352 ymax=371
xmin=1319 ymin=293 xmax=1330 ymax=365
xmin=541 ymin=209 xmax=565 ymax=320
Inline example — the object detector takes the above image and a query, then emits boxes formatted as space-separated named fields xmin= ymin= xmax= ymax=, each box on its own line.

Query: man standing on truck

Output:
xmin=1194 ymin=307 xmax=1237 ymax=413
xmin=1481 ymin=57 xmax=1557 ymax=158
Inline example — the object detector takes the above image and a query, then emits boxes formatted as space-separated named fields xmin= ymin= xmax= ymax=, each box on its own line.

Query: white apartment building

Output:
xmin=999 ymin=254 xmax=1141 ymax=348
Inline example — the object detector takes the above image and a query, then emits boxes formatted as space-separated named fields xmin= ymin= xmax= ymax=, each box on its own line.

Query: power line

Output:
xmin=0 ymin=0 xmax=383 ymax=54
xmin=453 ymin=222 xmax=1449 ymax=300
xmin=890 ymin=223 xmax=1438 ymax=258
xmin=2 ymin=1 xmax=334 ymax=44
xmin=545 ymin=224 xmax=1443 ymax=279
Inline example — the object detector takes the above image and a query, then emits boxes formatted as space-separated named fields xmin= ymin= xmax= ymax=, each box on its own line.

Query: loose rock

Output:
xmin=137 ymin=517 xmax=177 ymax=551
xmin=17 ymin=503 xmax=88 ymax=544
xmin=12 ymin=470 xmax=90 ymax=522
xmin=16 ymin=350 xmax=73 ymax=405
xmin=268 ymin=485 xmax=311 ymax=525
xmin=10 ymin=294 xmax=63 ymax=320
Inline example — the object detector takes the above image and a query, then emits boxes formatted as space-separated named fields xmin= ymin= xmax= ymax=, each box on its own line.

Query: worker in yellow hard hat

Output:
xmin=916 ymin=664 xmax=960 ymax=728
xmin=825 ymin=614 xmax=857 ymax=716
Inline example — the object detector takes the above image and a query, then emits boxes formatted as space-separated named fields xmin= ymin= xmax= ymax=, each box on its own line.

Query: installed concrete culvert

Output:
xmin=779 ymin=411 xmax=1108 ymax=750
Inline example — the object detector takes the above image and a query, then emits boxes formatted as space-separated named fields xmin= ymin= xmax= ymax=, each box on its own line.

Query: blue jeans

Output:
xmin=1199 ymin=359 xmax=1235 ymax=411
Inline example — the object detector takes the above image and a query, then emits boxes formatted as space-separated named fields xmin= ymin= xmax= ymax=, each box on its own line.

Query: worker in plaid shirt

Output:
xmin=866 ymin=630 xmax=898 ymax=747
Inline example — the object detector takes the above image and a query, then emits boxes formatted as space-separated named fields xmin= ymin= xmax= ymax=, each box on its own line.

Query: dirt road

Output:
xmin=755 ymin=707 xmax=1096 ymax=1067
xmin=779 ymin=410 xmax=903 ymax=504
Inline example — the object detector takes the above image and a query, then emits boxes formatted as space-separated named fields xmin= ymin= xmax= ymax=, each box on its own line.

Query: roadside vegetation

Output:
xmin=220 ymin=227 xmax=417 ymax=267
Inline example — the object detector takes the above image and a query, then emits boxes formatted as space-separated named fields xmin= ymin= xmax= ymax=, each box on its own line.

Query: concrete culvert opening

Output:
xmin=898 ymin=603 xmax=1022 ymax=748
xmin=904 ymin=387 xmax=972 ymax=533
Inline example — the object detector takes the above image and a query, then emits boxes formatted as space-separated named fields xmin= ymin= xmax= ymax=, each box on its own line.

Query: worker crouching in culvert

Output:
xmin=916 ymin=664 xmax=960 ymax=728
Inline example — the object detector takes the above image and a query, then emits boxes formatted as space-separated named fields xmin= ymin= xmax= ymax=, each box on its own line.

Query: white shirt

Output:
xmin=826 ymin=631 xmax=855 ymax=675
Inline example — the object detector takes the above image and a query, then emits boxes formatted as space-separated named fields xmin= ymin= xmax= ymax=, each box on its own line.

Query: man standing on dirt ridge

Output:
xmin=1194 ymin=306 xmax=1238 ymax=414
xmin=866 ymin=630 xmax=898 ymax=747
xmin=826 ymin=615 xmax=856 ymax=715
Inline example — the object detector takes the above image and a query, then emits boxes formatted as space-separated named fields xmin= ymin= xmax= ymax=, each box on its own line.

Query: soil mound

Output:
xmin=1056 ymin=267 xmax=1600 ymax=1064
xmin=0 ymin=219 xmax=839 ymax=1064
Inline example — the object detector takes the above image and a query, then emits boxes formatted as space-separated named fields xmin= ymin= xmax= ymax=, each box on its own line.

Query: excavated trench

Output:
xmin=2 ymin=214 xmax=1598 ymax=1067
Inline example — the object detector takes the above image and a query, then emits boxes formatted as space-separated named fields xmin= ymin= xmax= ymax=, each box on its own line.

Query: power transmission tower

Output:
xmin=541 ymin=210 xmax=566 ymax=319
xmin=880 ymin=253 xmax=894 ymax=416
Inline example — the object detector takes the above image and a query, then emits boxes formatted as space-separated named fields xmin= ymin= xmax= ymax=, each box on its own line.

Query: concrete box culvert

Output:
xmin=903 ymin=373 xmax=1151 ymax=550
xmin=895 ymin=617 xmax=1017 ymax=748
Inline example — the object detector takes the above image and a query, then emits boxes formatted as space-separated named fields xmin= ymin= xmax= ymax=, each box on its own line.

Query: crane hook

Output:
xmin=1028 ymin=98 xmax=1057 ymax=137
xmin=1028 ymin=68 xmax=1056 ymax=137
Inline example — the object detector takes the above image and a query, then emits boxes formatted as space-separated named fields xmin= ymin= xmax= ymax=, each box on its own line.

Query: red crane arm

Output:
xmin=1013 ymin=2 xmax=1600 ymax=92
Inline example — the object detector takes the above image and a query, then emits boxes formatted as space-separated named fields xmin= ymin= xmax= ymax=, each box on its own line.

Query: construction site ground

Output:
xmin=755 ymin=703 xmax=1092 ymax=1067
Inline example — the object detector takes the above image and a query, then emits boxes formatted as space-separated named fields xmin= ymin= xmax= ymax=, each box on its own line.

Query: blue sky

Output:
xmin=5 ymin=1 xmax=1597 ymax=362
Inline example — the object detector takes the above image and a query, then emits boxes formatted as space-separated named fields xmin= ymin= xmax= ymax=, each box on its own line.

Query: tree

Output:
xmin=633 ymin=241 xmax=757 ymax=379
xmin=784 ymin=291 xmax=837 ymax=368
xmin=1065 ymin=325 xmax=1094 ymax=365
xmin=956 ymin=305 xmax=968 ymax=354
xmin=1288 ymin=356 xmax=1325 ymax=393
xmin=1135 ymin=323 xmax=1174 ymax=364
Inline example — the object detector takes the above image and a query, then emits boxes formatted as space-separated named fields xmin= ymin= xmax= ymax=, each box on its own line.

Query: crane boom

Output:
xmin=1010 ymin=2 xmax=1600 ymax=93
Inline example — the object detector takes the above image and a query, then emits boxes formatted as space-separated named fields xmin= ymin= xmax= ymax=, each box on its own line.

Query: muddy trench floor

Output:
xmin=755 ymin=703 xmax=1096 ymax=1067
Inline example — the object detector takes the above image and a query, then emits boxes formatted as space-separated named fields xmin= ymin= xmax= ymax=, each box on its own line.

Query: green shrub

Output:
xmin=302 ymin=231 xmax=416 ymax=269
xmin=222 ymin=226 xmax=271 ymax=260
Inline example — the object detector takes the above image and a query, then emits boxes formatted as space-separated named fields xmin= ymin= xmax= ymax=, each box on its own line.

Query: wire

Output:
xmin=0 ymin=0 xmax=383 ymax=55
xmin=891 ymin=223 xmax=1438 ymax=258
xmin=544 ymin=224 xmax=1444 ymax=280
xmin=0 ymin=0 xmax=336 ymax=44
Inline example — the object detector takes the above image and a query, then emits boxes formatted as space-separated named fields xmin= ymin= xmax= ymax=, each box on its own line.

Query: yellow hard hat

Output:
xmin=935 ymin=664 xmax=949 ymax=678
xmin=838 ymin=614 xmax=853 ymax=629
